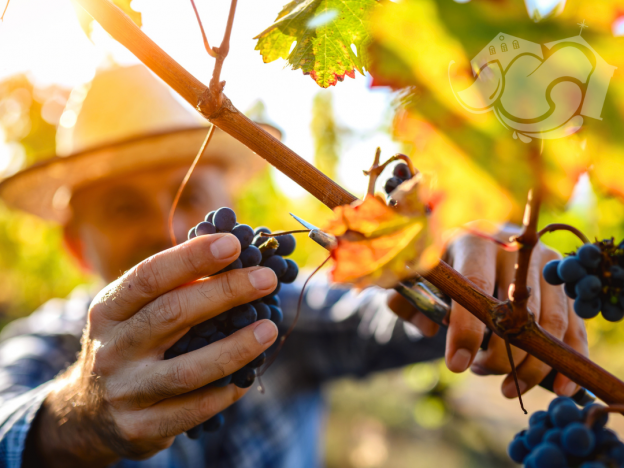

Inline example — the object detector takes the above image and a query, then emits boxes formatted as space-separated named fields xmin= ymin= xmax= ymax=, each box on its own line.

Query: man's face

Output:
xmin=67 ymin=165 xmax=231 ymax=283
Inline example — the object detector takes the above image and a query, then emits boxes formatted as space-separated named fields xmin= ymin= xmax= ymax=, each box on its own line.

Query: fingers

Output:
xmin=386 ymin=291 xmax=439 ymax=337
xmin=115 ymin=267 xmax=278 ymax=356
xmin=553 ymin=298 xmax=589 ymax=396
xmin=127 ymin=320 xmax=278 ymax=406
xmin=92 ymin=234 xmax=242 ymax=323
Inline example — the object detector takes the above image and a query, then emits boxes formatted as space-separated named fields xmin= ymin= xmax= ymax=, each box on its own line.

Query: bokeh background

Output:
xmin=1 ymin=0 xmax=624 ymax=466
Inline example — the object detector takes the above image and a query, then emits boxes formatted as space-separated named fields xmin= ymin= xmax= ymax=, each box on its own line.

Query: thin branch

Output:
xmin=538 ymin=223 xmax=590 ymax=245
xmin=263 ymin=229 xmax=311 ymax=236
xmin=189 ymin=0 xmax=217 ymax=58
xmin=168 ymin=125 xmax=216 ymax=246
xmin=208 ymin=0 xmax=238 ymax=105
xmin=363 ymin=151 xmax=416 ymax=197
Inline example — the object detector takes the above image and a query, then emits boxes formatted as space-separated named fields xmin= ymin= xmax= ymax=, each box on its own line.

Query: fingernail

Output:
xmin=254 ymin=321 xmax=277 ymax=345
xmin=504 ymin=379 xmax=528 ymax=397
xmin=448 ymin=348 xmax=472 ymax=372
xmin=248 ymin=268 xmax=276 ymax=290
xmin=562 ymin=380 xmax=578 ymax=397
xmin=470 ymin=363 xmax=490 ymax=376
xmin=211 ymin=235 xmax=238 ymax=259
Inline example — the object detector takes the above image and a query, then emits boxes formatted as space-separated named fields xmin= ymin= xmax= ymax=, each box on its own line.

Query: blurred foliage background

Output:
xmin=1 ymin=0 xmax=624 ymax=467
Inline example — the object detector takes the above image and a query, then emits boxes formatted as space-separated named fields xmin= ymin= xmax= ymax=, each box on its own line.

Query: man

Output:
xmin=0 ymin=65 xmax=587 ymax=468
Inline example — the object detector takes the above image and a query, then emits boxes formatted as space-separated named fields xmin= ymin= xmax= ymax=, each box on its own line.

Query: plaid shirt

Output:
xmin=0 ymin=280 xmax=446 ymax=468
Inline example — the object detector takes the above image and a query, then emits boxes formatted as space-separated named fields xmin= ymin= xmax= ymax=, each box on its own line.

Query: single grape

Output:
xmin=208 ymin=331 xmax=226 ymax=344
xmin=582 ymin=404 xmax=608 ymax=429
xmin=524 ymin=423 xmax=549 ymax=449
xmin=275 ymin=234 xmax=296 ymax=257
xmin=252 ymin=233 xmax=270 ymax=247
xmin=205 ymin=211 xmax=215 ymax=223
xmin=601 ymin=303 xmax=624 ymax=322
xmin=232 ymin=224 xmax=254 ymax=250
xmin=188 ymin=337 xmax=209 ymax=352
xmin=393 ymin=162 xmax=412 ymax=180
xmin=508 ymin=437 xmax=531 ymax=463
xmin=264 ymin=295 xmax=280 ymax=307
xmin=230 ymin=304 xmax=258 ymax=328
xmin=577 ymin=244 xmax=602 ymax=269
xmin=240 ymin=245 xmax=262 ymax=267
xmin=214 ymin=207 xmax=237 ymax=232
xmin=261 ymin=244 xmax=277 ymax=260
xmin=543 ymin=428 xmax=562 ymax=446
xmin=548 ymin=396 xmax=571 ymax=412
xmin=574 ymin=297 xmax=601 ymax=319
xmin=203 ymin=413 xmax=225 ymax=432
xmin=531 ymin=442 xmax=567 ymax=468
xmin=543 ymin=260 xmax=564 ymax=285
xmin=575 ymin=275 xmax=602 ymax=300
xmin=562 ymin=422 xmax=595 ymax=457
xmin=550 ymin=400 xmax=582 ymax=428
xmin=231 ymin=367 xmax=256 ymax=388
xmin=384 ymin=177 xmax=402 ymax=194
xmin=262 ymin=255 xmax=288 ymax=278
xmin=210 ymin=374 xmax=232 ymax=387
xmin=255 ymin=302 xmax=271 ymax=321
xmin=195 ymin=221 xmax=216 ymax=236
xmin=185 ymin=424 xmax=202 ymax=439
xmin=281 ymin=259 xmax=299 ymax=284
xmin=193 ymin=319 xmax=217 ymax=338
xmin=557 ymin=256 xmax=588 ymax=283
xmin=254 ymin=227 xmax=271 ymax=236
xmin=247 ymin=352 xmax=266 ymax=369
xmin=269 ymin=305 xmax=283 ymax=325
xmin=594 ymin=428 xmax=618 ymax=447
xmin=224 ymin=258 xmax=243 ymax=271
xmin=188 ymin=227 xmax=197 ymax=240
xmin=170 ymin=332 xmax=192 ymax=355
xmin=164 ymin=348 xmax=177 ymax=360
xmin=564 ymin=282 xmax=578 ymax=299
xmin=530 ymin=410 xmax=549 ymax=427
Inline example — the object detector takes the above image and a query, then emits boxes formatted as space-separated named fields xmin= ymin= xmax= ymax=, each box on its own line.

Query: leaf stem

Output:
xmin=537 ymin=223 xmax=590 ymax=245
xmin=168 ymin=125 xmax=216 ymax=246
xmin=189 ymin=0 xmax=217 ymax=58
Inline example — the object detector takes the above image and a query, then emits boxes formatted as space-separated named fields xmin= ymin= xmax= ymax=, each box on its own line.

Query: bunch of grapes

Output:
xmin=542 ymin=240 xmax=624 ymax=322
xmin=383 ymin=162 xmax=414 ymax=205
xmin=167 ymin=207 xmax=299 ymax=439
xmin=508 ymin=397 xmax=624 ymax=467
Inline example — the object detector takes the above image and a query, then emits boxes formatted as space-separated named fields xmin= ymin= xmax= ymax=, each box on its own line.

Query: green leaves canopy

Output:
xmin=254 ymin=0 xmax=377 ymax=88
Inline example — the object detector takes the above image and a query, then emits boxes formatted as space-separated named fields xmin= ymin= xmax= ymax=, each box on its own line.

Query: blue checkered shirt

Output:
xmin=0 ymin=280 xmax=446 ymax=468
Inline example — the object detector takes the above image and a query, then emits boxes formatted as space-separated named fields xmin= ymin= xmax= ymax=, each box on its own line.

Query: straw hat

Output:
xmin=0 ymin=65 xmax=280 ymax=224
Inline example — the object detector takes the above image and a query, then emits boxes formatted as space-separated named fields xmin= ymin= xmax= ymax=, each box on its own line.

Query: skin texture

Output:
xmin=32 ymin=164 xmax=588 ymax=465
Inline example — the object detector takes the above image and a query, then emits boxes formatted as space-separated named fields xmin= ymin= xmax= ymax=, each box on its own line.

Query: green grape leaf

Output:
xmin=254 ymin=0 xmax=378 ymax=88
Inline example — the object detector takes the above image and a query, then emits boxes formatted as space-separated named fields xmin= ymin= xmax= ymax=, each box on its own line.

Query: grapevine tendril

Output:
xmin=505 ymin=335 xmax=528 ymax=414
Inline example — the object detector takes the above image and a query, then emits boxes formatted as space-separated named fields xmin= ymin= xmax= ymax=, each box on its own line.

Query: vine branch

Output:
xmin=189 ymin=0 xmax=217 ymax=58
xmin=76 ymin=0 xmax=624 ymax=406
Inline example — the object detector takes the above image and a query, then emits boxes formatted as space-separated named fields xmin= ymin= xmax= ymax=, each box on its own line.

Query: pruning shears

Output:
xmin=290 ymin=213 xmax=595 ymax=406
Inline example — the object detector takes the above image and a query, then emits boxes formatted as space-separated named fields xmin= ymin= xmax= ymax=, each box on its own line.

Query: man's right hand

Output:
xmin=34 ymin=233 xmax=279 ymax=468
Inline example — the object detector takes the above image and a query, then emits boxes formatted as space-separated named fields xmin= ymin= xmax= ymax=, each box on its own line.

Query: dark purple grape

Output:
xmin=281 ymin=259 xmax=299 ymax=284
xmin=582 ymin=404 xmax=608 ymax=429
xmin=393 ymin=162 xmax=412 ymax=180
xmin=531 ymin=442 xmax=567 ymax=468
xmin=384 ymin=177 xmax=402 ymax=194
xmin=247 ymin=352 xmax=266 ymax=369
xmin=543 ymin=428 xmax=562 ymax=446
xmin=271 ymin=281 xmax=281 ymax=296
xmin=231 ymin=367 xmax=256 ymax=388
xmin=205 ymin=211 xmax=215 ymax=223
xmin=543 ymin=260 xmax=564 ymax=285
xmin=261 ymin=245 xmax=277 ymax=260
xmin=240 ymin=245 xmax=262 ymax=267
xmin=210 ymin=374 xmax=232 ymax=387
xmin=255 ymin=302 xmax=271 ymax=321
xmin=275 ymin=234 xmax=296 ymax=257
xmin=564 ymin=281 xmax=578 ymax=299
xmin=562 ymin=422 xmax=595 ymax=457
xmin=188 ymin=337 xmax=209 ymax=352
xmin=262 ymin=255 xmax=288 ymax=278
xmin=252 ymin=233 xmax=270 ymax=247
xmin=203 ymin=413 xmax=225 ymax=432
xmin=268 ymin=305 xmax=283 ymax=325
xmin=214 ymin=207 xmax=237 ymax=232
xmin=232 ymin=224 xmax=255 ymax=250
xmin=195 ymin=221 xmax=216 ymax=236
xmin=524 ymin=423 xmax=549 ymax=449
xmin=508 ymin=437 xmax=531 ymax=463
xmin=557 ymin=256 xmax=588 ymax=283
xmin=171 ymin=332 xmax=192 ymax=355
xmin=224 ymin=259 xmax=243 ymax=271
xmin=188 ymin=227 xmax=197 ymax=240
xmin=575 ymin=275 xmax=602 ymax=300
xmin=574 ymin=297 xmax=601 ymax=319
xmin=193 ymin=319 xmax=217 ymax=338
xmin=551 ymin=400 xmax=582 ymax=428
xmin=185 ymin=424 xmax=202 ymax=439
xmin=230 ymin=304 xmax=257 ymax=328
xmin=208 ymin=331 xmax=226 ymax=344
xmin=577 ymin=244 xmax=602 ymax=269
xmin=601 ymin=302 xmax=624 ymax=322
xmin=530 ymin=411 xmax=549 ymax=427
xmin=254 ymin=227 xmax=271 ymax=236
xmin=264 ymin=295 xmax=280 ymax=307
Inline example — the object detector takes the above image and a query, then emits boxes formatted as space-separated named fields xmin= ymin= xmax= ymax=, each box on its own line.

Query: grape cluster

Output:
xmin=169 ymin=207 xmax=299 ymax=439
xmin=542 ymin=240 xmax=624 ymax=322
xmin=383 ymin=162 xmax=414 ymax=205
xmin=509 ymin=397 xmax=624 ymax=468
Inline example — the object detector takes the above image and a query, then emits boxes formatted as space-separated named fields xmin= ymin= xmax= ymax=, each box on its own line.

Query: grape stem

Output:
xmin=537 ymin=223 xmax=590 ymax=245
xmin=584 ymin=404 xmax=624 ymax=429
xmin=363 ymin=149 xmax=417 ymax=198
xmin=257 ymin=238 xmax=279 ymax=253
xmin=263 ymin=230 xmax=311 ymax=236
xmin=168 ymin=125 xmax=216 ymax=246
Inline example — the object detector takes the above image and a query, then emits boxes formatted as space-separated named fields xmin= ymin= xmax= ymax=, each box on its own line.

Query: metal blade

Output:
xmin=289 ymin=213 xmax=320 ymax=231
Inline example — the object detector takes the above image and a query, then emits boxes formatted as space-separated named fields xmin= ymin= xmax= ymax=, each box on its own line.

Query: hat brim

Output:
xmin=0 ymin=124 xmax=280 ymax=223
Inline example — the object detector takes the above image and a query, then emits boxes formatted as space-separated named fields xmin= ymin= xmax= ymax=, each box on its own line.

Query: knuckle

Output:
xmin=179 ymin=243 xmax=205 ymax=277
xmin=155 ymin=293 xmax=186 ymax=327
xmin=133 ymin=259 xmax=161 ymax=297
xmin=218 ymin=273 xmax=238 ymax=301
xmin=168 ymin=361 xmax=201 ymax=392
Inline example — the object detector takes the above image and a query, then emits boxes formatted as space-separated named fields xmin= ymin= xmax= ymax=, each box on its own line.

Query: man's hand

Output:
xmin=34 ymin=233 xmax=279 ymax=468
xmin=388 ymin=230 xmax=588 ymax=399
